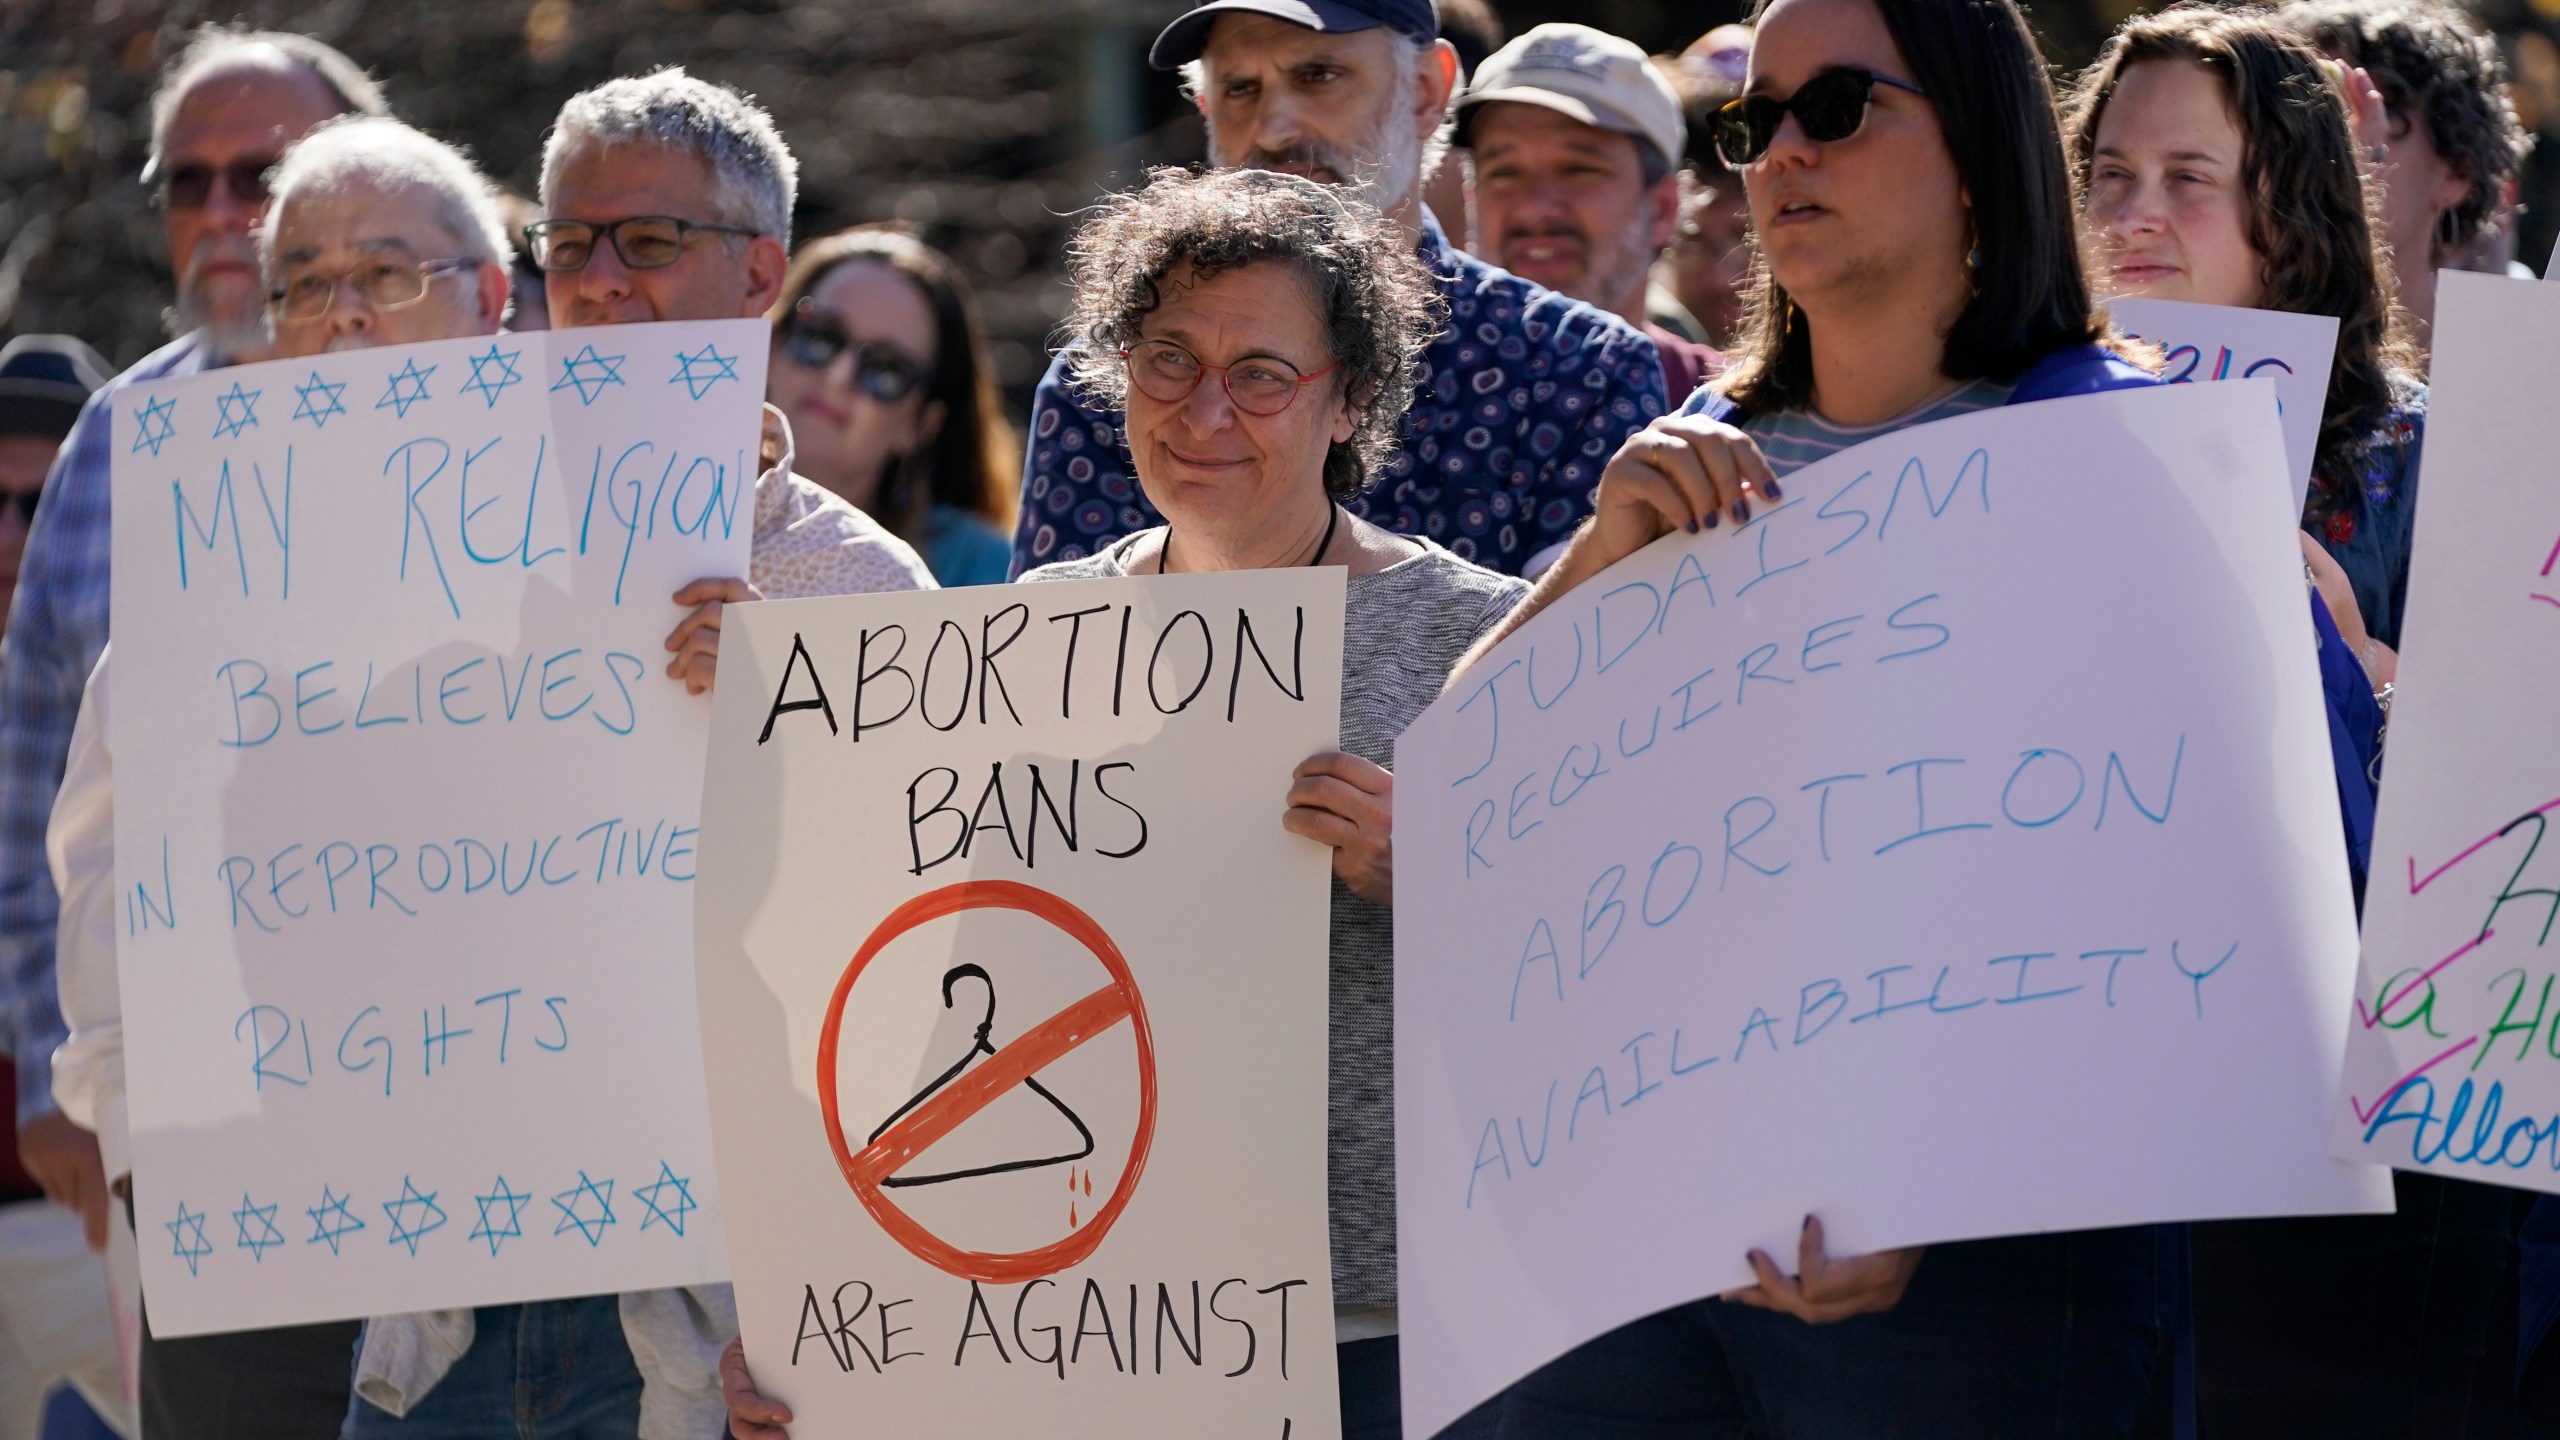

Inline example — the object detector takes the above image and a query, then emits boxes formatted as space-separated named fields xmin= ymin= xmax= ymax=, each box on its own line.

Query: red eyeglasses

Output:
xmin=1120 ymin=339 xmax=1337 ymax=416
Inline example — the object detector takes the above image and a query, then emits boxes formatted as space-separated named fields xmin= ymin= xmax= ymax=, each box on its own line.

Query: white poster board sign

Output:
xmin=694 ymin=571 xmax=1346 ymax=1437
xmin=2110 ymin=296 xmax=2338 ymax=515
xmin=1392 ymin=382 xmax=2393 ymax=1436
xmin=109 ymin=320 xmax=764 ymax=1333
xmin=2333 ymin=272 xmax=2560 ymax=1184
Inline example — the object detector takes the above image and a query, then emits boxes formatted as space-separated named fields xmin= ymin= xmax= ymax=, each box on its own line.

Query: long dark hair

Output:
xmin=769 ymin=225 xmax=1019 ymax=540
xmin=1717 ymin=0 xmax=2106 ymax=413
xmin=2065 ymin=6 xmax=2414 ymax=525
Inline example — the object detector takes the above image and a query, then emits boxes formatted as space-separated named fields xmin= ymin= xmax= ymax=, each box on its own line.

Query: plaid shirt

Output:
xmin=0 ymin=332 xmax=212 ymax=1121
xmin=1009 ymin=212 xmax=1670 ymax=578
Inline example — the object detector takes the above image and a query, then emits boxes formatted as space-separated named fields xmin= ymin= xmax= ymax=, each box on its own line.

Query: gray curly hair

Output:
xmin=541 ymin=67 xmax=797 ymax=247
xmin=1063 ymin=167 xmax=1443 ymax=498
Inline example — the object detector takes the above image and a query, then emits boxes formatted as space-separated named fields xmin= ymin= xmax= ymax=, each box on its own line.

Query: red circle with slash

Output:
xmin=817 ymin=880 xmax=1157 ymax=1283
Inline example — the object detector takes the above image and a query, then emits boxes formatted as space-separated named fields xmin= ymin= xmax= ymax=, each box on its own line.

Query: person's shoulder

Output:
xmin=1369 ymin=541 xmax=1531 ymax=628
xmin=923 ymin=506 xmax=1017 ymax=589
xmin=2008 ymin=342 xmax=2158 ymax=405
xmin=1440 ymin=247 xmax=1656 ymax=357
xmin=1018 ymin=544 xmax=1132 ymax=585
xmin=753 ymin=472 xmax=936 ymax=598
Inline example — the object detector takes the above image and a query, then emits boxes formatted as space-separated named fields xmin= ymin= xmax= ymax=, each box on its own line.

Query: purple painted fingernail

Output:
xmin=1701 ymin=510 xmax=1718 ymax=530
xmin=1732 ymin=499 xmax=1750 ymax=525
xmin=1764 ymin=478 xmax=1784 ymax=501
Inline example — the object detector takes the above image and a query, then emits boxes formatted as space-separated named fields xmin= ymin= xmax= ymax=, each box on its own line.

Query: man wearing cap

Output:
xmin=0 ymin=26 xmax=385 ymax=1440
xmin=1008 ymin=0 xmax=1672 ymax=580
xmin=1458 ymin=23 xmax=1723 ymax=401
xmin=0 ymin=338 xmax=108 ymax=633
xmin=0 ymin=333 xmax=130 ymax=1440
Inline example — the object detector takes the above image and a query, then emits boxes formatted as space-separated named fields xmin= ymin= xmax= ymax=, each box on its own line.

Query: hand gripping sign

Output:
xmin=694 ymin=570 xmax=1346 ymax=1439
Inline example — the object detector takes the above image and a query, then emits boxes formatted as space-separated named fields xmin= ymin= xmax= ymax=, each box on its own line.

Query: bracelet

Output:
xmin=2373 ymin=680 xmax=2393 ymax=715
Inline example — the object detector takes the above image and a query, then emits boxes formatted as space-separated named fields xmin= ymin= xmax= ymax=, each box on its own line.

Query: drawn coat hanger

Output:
xmin=868 ymin=963 xmax=1096 ymax=1188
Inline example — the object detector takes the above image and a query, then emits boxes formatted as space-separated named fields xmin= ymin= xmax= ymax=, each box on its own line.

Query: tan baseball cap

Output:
xmin=1456 ymin=23 xmax=1686 ymax=171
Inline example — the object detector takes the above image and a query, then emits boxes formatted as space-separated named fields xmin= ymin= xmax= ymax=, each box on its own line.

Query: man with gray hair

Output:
xmin=46 ymin=116 xmax=519 ymax=1390
xmin=1010 ymin=0 xmax=1672 ymax=580
xmin=0 ymin=25 xmax=381 ymax=1440
xmin=258 ymin=115 xmax=515 ymax=348
xmin=339 ymin=68 xmax=930 ymax=1440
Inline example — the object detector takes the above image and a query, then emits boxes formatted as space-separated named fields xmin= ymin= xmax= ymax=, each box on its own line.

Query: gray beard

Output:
xmin=168 ymin=290 xmax=273 ymax=362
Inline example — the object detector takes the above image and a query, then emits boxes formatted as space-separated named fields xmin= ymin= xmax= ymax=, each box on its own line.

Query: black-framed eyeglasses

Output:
xmin=159 ymin=156 xmax=279 ymax=209
xmin=268 ymin=257 xmax=481 ymax=321
xmin=1119 ymin=339 xmax=1336 ymax=417
xmin=521 ymin=216 xmax=762 ymax=272
xmin=1712 ymin=68 xmax=1928 ymax=167
xmin=775 ymin=303 xmax=930 ymax=403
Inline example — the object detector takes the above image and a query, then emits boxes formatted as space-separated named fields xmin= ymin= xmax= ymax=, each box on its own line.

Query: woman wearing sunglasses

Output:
xmin=1452 ymin=0 xmax=2194 ymax=1431
xmin=764 ymin=226 xmax=1020 ymax=587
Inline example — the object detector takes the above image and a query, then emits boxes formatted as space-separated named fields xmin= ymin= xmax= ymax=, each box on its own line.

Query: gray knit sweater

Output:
xmin=1022 ymin=535 xmax=1526 ymax=1307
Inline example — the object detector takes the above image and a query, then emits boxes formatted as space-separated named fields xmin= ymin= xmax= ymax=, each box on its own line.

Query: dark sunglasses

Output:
xmin=776 ymin=308 xmax=929 ymax=403
xmin=1712 ymin=68 xmax=1928 ymax=167
xmin=0 ymin=491 xmax=39 ymax=526
xmin=159 ymin=156 xmax=278 ymax=209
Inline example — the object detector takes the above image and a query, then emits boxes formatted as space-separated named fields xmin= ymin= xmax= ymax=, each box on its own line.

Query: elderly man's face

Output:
xmin=1468 ymin=102 xmax=1677 ymax=322
xmin=158 ymin=56 xmax=344 ymax=359
xmin=1197 ymin=16 xmax=1454 ymax=218
xmin=267 ymin=180 xmax=506 ymax=357
xmin=542 ymin=141 xmax=787 ymax=328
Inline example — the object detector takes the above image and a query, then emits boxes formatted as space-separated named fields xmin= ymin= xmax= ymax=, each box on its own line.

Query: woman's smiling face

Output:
xmin=1121 ymin=260 xmax=1355 ymax=536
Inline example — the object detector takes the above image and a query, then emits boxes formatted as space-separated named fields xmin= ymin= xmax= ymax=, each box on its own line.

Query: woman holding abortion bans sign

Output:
xmin=2068 ymin=13 xmax=2523 ymax=1433
xmin=1454 ymin=0 xmax=2384 ymax=1429
xmin=2070 ymin=5 xmax=2424 ymax=678
xmin=725 ymin=170 xmax=1730 ymax=1437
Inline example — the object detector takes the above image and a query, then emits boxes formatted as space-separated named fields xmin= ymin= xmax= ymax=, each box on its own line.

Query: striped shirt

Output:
xmin=1710 ymin=378 xmax=2016 ymax=478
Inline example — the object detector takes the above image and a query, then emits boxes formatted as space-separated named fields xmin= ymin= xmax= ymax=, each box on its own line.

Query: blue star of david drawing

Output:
xmin=633 ymin=1161 xmax=697 ymax=1236
xmin=375 ymin=358 xmax=436 ymax=419
xmin=167 ymin=1201 xmax=212 ymax=1276
xmin=232 ymin=1193 xmax=285 ymax=1261
xmin=307 ymin=1185 xmax=366 ymax=1254
xmin=381 ymin=1176 xmax=447 ymax=1256
xmin=668 ymin=343 xmax=741 ymax=400
xmin=210 ymin=381 xmax=262 ymax=439
xmin=551 ymin=1170 xmax=616 ymax=1247
xmin=130 ymin=396 xmax=177 ymax=457
xmin=551 ymin=345 xmax=626 ymax=406
xmin=459 ymin=344 xmax=526 ymax=409
xmin=469 ymin=1175 xmax=532 ymax=1257
xmin=292 ymin=371 xmax=348 ymax=429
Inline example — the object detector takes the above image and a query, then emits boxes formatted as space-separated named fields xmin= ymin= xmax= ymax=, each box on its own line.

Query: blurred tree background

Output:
xmin=3 ymin=0 xmax=2555 ymax=413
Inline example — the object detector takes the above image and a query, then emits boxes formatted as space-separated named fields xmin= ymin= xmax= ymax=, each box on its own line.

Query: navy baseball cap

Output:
xmin=1150 ymin=0 xmax=1438 ymax=71
xmin=0 ymin=335 xmax=109 ymax=441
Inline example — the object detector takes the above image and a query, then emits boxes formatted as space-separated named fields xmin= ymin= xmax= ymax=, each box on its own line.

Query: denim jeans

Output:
xmin=136 ymin=1302 xmax=355 ymax=1440
xmin=1338 ymin=1229 xmax=2171 ymax=1439
xmin=340 ymin=1299 xmax=640 ymax=1440
xmin=2196 ymin=1172 xmax=2524 ymax=1438
xmin=1335 ymin=1306 xmax=1744 ymax=1440
xmin=1700 ymin=1225 xmax=2176 ymax=1440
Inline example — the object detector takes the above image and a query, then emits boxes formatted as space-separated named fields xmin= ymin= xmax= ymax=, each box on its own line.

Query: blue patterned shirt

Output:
xmin=1008 ymin=213 xmax=1672 ymax=576
xmin=0 ymin=333 xmax=212 ymax=1121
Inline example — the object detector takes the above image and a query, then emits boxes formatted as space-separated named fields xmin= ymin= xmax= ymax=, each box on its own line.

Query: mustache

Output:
xmin=1236 ymin=143 xmax=1365 ymax=183
xmin=180 ymin=232 xmax=260 ymax=287
xmin=1502 ymin=224 xmax=1589 ymax=246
